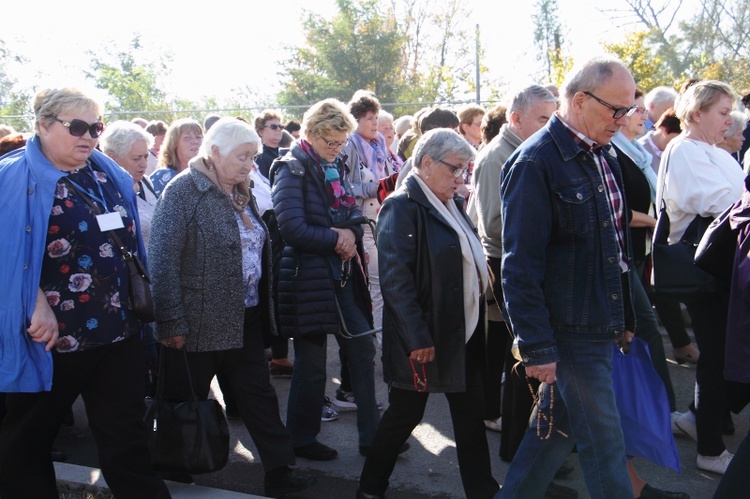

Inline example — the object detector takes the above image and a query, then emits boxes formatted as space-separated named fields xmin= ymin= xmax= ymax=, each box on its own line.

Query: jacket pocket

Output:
xmin=553 ymin=183 xmax=594 ymax=235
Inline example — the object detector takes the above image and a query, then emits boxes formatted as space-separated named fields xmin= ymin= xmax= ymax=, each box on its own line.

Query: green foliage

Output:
xmin=278 ymin=0 xmax=406 ymax=108
xmin=532 ymin=0 xmax=572 ymax=85
xmin=0 ymin=41 xmax=33 ymax=131
xmin=603 ymin=30 xmax=676 ymax=91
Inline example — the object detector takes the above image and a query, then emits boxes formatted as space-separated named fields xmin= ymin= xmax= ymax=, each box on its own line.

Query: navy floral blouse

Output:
xmin=41 ymin=163 xmax=140 ymax=353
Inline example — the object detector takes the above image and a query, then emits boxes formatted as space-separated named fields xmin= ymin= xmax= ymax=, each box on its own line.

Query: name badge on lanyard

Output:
xmin=96 ymin=212 xmax=125 ymax=231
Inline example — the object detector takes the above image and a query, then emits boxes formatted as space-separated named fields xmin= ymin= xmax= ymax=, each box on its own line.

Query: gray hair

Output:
xmin=378 ymin=110 xmax=394 ymax=123
xmin=413 ymin=129 xmax=474 ymax=170
xmin=645 ymin=86 xmax=678 ymax=109
xmin=507 ymin=84 xmax=557 ymax=116
xmin=560 ymin=57 xmax=631 ymax=108
xmin=676 ymin=80 xmax=735 ymax=126
xmin=99 ymin=121 xmax=154 ymax=158
xmin=33 ymin=88 xmax=101 ymax=134
xmin=393 ymin=115 xmax=414 ymax=136
xmin=199 ymin=117 xmax=261 ymax=157
xmin=726 ymin=110 xmax=748 ymax=138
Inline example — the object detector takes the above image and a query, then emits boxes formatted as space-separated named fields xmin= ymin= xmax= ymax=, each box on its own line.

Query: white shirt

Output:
xmin=656 ymin=135 xmax=745 ymax=243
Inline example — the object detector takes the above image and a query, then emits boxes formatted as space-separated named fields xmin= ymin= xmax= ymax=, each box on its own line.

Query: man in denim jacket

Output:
xmin=498 ymin=58 xmax=638 ymax=499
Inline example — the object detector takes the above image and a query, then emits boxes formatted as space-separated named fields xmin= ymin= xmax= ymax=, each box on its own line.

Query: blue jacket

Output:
xmin=500 ymin=115 xmax=635 ymax=366
xmin=0 ymin=135 xmax=145 ymax=392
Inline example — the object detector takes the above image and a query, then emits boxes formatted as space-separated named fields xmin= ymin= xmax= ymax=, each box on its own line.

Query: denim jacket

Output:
xmin=500 ymin=115 xmax=635 ymax=366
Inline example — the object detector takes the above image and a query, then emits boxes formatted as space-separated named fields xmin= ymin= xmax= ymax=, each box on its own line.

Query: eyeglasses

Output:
xmin=438 ymin=158 xmax=468 ymax=178
xmin=264 ymin=124 xmax=285 ymax=131
xmin=49 ymin=116 xmax=105 ymax=138
xmin=323 ymin=138 xmax=349 ymax=150
xmin=583 ymin=92 xmax=639 ymax=119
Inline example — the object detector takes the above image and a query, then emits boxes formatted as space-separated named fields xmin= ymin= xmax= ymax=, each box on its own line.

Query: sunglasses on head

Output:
xmin=264 ymin=124 xmax=285 ymax=131
xmin=48 ymin=116 xmax=105 ymax=138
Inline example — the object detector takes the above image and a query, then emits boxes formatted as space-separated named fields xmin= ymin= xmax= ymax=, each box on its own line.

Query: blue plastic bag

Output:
xmin=611 ymin=337 xmax=681 ymax=472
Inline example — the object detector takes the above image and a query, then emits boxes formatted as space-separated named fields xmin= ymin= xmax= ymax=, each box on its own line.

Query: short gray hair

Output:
xmin=676 ymin=80 xmax=735 ymax=126
xmin=507 ymin=84 xmax=557 ymax=116
xmin=99 ymin=120 xmax=154 ymax=158
xmin=413 ymin=129 xmax=474 ymax=170
xmin=378 ymin=110 xmax=394 ymax=123
xmin=560 ymin=57 xmax=631 ymax=107
xmin=645 ymin=86 xmax=678 ymax=109
xmin=199 ymin=117 xmax=261 ymax=157
xmin=726 ymin=110 xmax=748 ymax=138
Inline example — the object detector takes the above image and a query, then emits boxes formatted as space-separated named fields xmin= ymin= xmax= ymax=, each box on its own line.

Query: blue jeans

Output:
xmin=497 ymin=339 xmax=632 ymax=499
xmin=286 ymin=279 xmax=380 ymax=448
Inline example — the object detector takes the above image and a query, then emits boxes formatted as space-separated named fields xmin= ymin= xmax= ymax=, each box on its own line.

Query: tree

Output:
xmin=532 ymin=0 xmax=573 ymax=86
xmin=0 ymin=41 xmax=33 ymax=131
xmin=84 ymin=35 xmax=172 ymax=121
xmin=277 ymin=0 xmax=406 ymax=110
xmin=603 ymin=30 xmax=675 ymax=91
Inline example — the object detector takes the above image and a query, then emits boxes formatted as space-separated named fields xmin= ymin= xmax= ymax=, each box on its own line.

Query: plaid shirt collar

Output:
xmin=557 ymin=113 xmax=615 ymax=156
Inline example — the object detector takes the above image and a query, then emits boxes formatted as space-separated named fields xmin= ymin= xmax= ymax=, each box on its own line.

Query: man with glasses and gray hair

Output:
xmin=498 ymin=57 xmax=638 ymax=499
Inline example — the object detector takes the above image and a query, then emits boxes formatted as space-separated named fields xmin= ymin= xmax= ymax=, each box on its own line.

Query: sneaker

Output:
xmin=333 ymin=388 xmax=358 ymax=409
xmin=321 ymin=397 xmax=339 ymax=422
xmin=697 ymin=449 xmax=734 ymax=475
xmin=484 ymin=417 xmax=502 ymax=432
xmin=333 ymin=388 xmax=384 ymax=411
xmin=670 ymin=411 xmax=684 ymax=434
xmin=675 ymin=410 xmax=697 ymax=441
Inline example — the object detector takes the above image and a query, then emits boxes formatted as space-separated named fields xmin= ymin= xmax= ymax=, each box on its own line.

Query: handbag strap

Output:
xmin=154 ymin=346 xmax=200 ymax=402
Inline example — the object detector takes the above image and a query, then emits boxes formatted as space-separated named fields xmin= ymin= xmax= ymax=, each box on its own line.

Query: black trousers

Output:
xmin=0 ymin=336 xmax=169 ymax=499
xmin=359 ymin=332 xmax=498 ymax=499
xmin=161 ymin=306 xmax=295 ymax=471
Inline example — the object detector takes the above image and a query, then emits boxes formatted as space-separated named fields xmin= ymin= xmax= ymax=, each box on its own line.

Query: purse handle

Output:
xmin=153 ymin=346 xmax=200 ymax=403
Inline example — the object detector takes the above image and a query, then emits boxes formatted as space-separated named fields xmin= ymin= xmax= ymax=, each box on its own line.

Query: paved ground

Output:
xmin=55 ymin=330 xmax=748 ymax=498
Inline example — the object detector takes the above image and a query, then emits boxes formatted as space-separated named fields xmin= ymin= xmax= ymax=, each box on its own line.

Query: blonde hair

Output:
xmin=301 ymin=99 xmax=357 ymax=140
xmin=33 ymin=88 xmax=101 ymax=134
xmin=157 ymin=118 xmax=203 ymax=169
xmin=676 ymin=80 xmax=735 ymax=126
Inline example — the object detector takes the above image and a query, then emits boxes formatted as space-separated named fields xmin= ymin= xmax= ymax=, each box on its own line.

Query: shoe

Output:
xmin=673 ymin=346 xmax=699 ymax=365
xmin=225 ymin=408 xmax=242 ymax=420
xmin=356 ymin=488 xmax=384 ymax=499
xmin=553 ymin=462 xmax=575 ymax=480
xmin=723 ymin=411 xmax=735 ymax=435
xmin=264 ymin=466 xmax=317 ymax=497
xmin=544 ymin=481 xmax=578 ymax=499
xmin=333 ymin=388 xmax=358 ymax=409
xmin=321 ymin=397 xmax=339 ymax=422
xmin=638 ymin=483 xmax=690 ymax=499
xmin=675 ymin=410 xmax=697 ymax=441
xmin=61 ymin=407 xmax=75 ymax=427
xmin=269 ymin=361 xmax=293 ymax=377
xmin=50 ymin=447 xmax=67 ymax=462
xmin=670 ymin=411 xmax=684 ymax=434
xmin=697 ymin=449 xmax=734 ymax=475
xmin=484 ymin=417 xmax=502 ymax=432
xmin=294 ymin=441 xmax=338 ymax=461
xmin=359 ymin=441 xmax=410 ymax=457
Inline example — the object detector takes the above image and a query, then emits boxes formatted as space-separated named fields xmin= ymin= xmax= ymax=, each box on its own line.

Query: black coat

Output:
xmin=269 ymin=144 xmax=368 ymax=338
xmin=376 ymin=174 xmax=486 ymax=392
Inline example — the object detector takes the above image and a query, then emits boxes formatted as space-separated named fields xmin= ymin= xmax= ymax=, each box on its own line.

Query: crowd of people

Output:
xmin=1 ymin=55 xmax=750 ymax=499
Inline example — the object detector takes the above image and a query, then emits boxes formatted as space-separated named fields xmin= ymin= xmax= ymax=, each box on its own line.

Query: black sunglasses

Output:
xmin=49 ymin=116 xmax=105 ymax=138
xmin=264 ymin=124 xmax=285 ymax=131
xmin=583 ymin=92 xmax=639 ymax=119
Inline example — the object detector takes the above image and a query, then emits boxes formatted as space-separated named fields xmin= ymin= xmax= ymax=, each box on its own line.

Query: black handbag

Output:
xmin=694 ymin=202 xmax=738 ymax=284
xmin=63 ymin=178 xmax=156 ymax=322
xmin=144 ymin=348 xmax=230 ymax=474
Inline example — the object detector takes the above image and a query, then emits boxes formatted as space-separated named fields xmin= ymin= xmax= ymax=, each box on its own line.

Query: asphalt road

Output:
xmin=55 ymin=330 xmax=748 ymax=498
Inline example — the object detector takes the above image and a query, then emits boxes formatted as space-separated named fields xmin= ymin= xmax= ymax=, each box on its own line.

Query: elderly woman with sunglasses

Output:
xmin=358 ymin=129 xmax=498 ymax=499
xmin=0 ymin=88 xmax=170 ymax=498
xmin=269 ymin=98 xmax=381 ymax=461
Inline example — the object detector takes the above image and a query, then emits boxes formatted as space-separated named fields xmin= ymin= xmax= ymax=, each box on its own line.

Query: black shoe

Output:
xmin=356 ymin=488 xmax=385 ymax=499
xmin=50 ymin=447 xmax=67 ymax=462
xmin=544 ymin=481 xmax=578 ymax=499
xmin=638 ymin=483 xmax=690 ymax=499
xmin=359 ymin=442 xmax=410 ymax=457
xmin=294 ymin=441 xmax=338 ymax=461
xmin=264 ymin=466 xmax=317 ymax=497
xmin=553 ymin=462 xmax=575 ymax=479
xmin=723 ymin=412 xmax=735 ymax=435
xmin=61 ymin=407 xmax=75 ymax=427
xmin=225 ymin=408 xmax=242 ymax=420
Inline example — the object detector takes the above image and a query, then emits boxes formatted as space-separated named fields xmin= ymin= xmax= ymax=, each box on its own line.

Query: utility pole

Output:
xmin=475 ymin=23 xmax=481 ymax=104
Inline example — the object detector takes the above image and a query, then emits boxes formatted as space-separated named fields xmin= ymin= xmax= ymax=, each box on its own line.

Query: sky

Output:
xmin=1 ymin=0 xmax=690 ymax=108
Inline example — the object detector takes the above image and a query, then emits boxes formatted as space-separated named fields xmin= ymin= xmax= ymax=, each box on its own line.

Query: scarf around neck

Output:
xmin=299 ymin=140 xmax=357 ymax=224
xmin=351 ymin=132 xmax=388 ymax=179
xmin=612 ymin=131 xmax=657 ymax=202
xmin=191 ymin=156 xmax=254 ymax=229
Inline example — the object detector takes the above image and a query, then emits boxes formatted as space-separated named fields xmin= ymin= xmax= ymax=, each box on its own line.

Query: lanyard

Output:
xmin=65 ymin=163 xmax=111 ymax=213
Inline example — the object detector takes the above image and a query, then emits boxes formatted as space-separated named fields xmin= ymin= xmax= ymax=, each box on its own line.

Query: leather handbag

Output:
xmin=144 ymin=348 xmax=230 ymax=474
xmin=694 ymin=202 xmax=738 ymax=285
xmin=62 ymin=178 xmax=156 ymax=322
